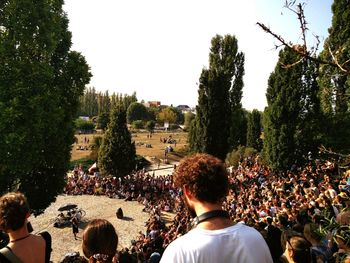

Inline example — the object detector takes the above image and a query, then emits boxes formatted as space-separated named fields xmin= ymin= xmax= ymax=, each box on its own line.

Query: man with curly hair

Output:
xmin=160 ymin=153 xmax=273 ymax=263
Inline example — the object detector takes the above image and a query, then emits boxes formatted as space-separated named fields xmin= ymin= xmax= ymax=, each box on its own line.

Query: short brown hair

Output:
xmin=82 ymin=219 xmax=118 ymax=262
xmin=0 ymin=192 xmax=30 ymax=232
xmin=174 ymin=153 xmax=228 ymax=203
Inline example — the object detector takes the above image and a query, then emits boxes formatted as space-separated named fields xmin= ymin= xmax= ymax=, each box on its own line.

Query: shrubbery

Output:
xmin=226 ymin=146 xmax=257 ymax=168
xmin=132 ymin=120 xmax=144 ymax=129
xmin=75 ymin=118 xmax=95 ymax=131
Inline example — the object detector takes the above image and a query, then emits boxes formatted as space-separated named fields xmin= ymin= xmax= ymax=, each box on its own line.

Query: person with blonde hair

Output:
xmin=82 ymin=219 xmax=118 ymax=263
xmin=0 ymin=192 xmax=51 ymax=263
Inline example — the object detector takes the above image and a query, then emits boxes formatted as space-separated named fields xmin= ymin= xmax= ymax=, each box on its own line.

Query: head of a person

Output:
xmin=82 ymin=219 xmax=118 ymax=263
xmin=285 ymin=236 xmax=312 ymax=263
xmin=174 ymin=153 xmax=228 ymax=204
xmin=0 ymin=192 xmax=30 ymax=232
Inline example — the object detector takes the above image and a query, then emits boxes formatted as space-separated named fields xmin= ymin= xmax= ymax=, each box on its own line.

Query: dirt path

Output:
xmin=30 ymin=195 xmax=151 ymax=263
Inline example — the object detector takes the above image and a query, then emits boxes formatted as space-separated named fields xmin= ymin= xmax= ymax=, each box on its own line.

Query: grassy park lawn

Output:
xmin=71 ymin=130 xmax=188 ymax=164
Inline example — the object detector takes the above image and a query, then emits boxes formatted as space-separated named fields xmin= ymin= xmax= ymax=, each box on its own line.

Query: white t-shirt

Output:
xmin=160 ymin=223 xmax=273 ymax=263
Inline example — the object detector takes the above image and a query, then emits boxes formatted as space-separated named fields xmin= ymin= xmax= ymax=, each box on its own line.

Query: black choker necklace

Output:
xmin=192 ymin=210 xmax=230 ymax=227
xmin=10 ymin=234 xmax=30 ymax=243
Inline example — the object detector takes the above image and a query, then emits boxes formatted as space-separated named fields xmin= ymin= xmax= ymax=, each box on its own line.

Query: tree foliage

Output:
xmin=318 ymin=0 xmax=350 ymax=153
xmin=0 ymin=0 xmax=91 ymax=211
xmin=75 ymin=118 xmax=95 ymax=131
xmin=98 ymin=107 xmax=136 ymax=177
xmin=78 ymin=89 xmax=137 ymax=117
xmin=246 ymin=109 xmax=262 ymax=151
xmin=126 ymin=102 xmax=149 ymax=123
xmin=263 ymin=47 xmax=321 ymax=171
xmin=145 ymin=120 xmax=155 ymax=132
xmin=157 ymin=107 xmax=177 ymax=124
xmin=184 ymin=112 xmax=195 ymax=131
xmin=189 ymin=34 xmax=245 ymax=160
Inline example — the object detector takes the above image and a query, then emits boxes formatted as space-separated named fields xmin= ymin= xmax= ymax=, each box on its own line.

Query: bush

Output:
xmin=145 ymin=120 xmax=155 ymax=132
xmin=70 ymin=158 xmax=95 ymax=171
xmin=89 ymin=136 xmax=102 ymax=160
xmin=169 ymin=124 xmax=179 ymax=130
xmin=226 ymin=146 xmax=257 ymax=168
xmin=132 ymin=120 xmax=144 ymax=129
xmin=75 ymin=118 xmax=95 ymax=131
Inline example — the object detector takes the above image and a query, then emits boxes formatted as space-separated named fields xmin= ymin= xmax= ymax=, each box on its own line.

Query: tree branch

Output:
xmin=257 ymin=1 xmax=350 ymax=75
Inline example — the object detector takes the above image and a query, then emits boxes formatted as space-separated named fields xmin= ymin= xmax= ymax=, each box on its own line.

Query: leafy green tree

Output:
xmin=189 ymin=34 xmax=245 ymax=160
xmin=126 ymin=102 xmax=149 ymax=123
xmin=184 ymin=112 xmax=195 ymax=131
xmin=318 ymin=0 xmax=350 ymax=153
xmin=75 ymin=118 xmax=95 ymax=131
xmin=96 ymin=112 xmax=110 ymax=130
xmin=171 ymin=107 xmax=185 ymax=124
xmin=146 ymin=106 xmax=159 ymax=121
xmin=78 ymin=87 xmax=98 ymax=117
xmin=97 ymin=90 xmax=111 ymax=115
xmin=228 ymin=52 xmax=246 ymax=150
xmin=145 ymin=120 xmax=155 ymax=132
xmin=157 ymin=107 xmax=177 ymax=124
xmin=264 ymin=47 xmax=321 ymax=171
xmin=132 ymin=120 xmax=144 ymax=129
xmin=0 ymin=0 xmax=91 ymax=211
xmin=246 ymin=109 xmax=262 ymax=151
xmin=98 ymin=107 xmax=136 ymax=177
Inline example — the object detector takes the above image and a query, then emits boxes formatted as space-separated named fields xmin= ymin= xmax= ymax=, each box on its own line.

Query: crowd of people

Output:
xmin=0 ymin=153 xmax=350 ymax=262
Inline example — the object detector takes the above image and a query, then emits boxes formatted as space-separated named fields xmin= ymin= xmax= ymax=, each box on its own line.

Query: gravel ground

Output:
xmin=30 ymin=195 xmax=150 ymax=263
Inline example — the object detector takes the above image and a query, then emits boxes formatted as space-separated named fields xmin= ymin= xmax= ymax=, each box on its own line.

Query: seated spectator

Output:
xmin=282 ymin=235 xmax=312 ymax=263
xmin=82 ymin=219 xmax=118 ymax=263
xmin=303 ymin=223 xmax=333 ymax=263
xmin=333 ymin=225 xmax=350 ymax=263
xmin=116 ymin=208 xmax=124 ymax=219
xmin=0 ymin=192 xmax=52 ymax=263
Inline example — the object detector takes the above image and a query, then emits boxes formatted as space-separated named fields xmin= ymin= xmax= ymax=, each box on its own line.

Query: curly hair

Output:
xmin=82 ymin=219 xmax=118 ymax=263
xmin=0 ymin=192 xmax=30 ymax=232
xmin=174 ymin=153 xmax=228 ymax=203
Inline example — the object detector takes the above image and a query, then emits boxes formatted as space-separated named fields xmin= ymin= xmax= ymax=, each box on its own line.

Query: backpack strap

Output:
xmin=0 ymin=246 xmax=23 ymax=263
xmin=39 ymin=231 xmax=52 ymax=263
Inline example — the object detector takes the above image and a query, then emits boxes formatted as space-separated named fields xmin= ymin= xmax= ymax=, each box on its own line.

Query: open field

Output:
xmin=30 ymin=195 xmax=176 ymax=263
xmin=71 ymin=130 xmax=188 ymax=163
xmin=29 ymin=131 xmax=185 ymax=262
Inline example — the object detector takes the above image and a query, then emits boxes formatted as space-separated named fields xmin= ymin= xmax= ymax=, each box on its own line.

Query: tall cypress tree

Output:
xmin=189 ymin=34 xmax=245 ymax=160
xmin=229 ymin=52 xmax=246 ymax=149
xmin=264 ymin=47 xmax=321 ymax=171
xmin=319 ymin=0 xmax=350 ymax=153
xmin=0 ymin=0 xmax=91 ymax=210
xmin=98 ymin=107 xmax=136 ymax=177
xmin=247 ymin=109 xmax=262 ymax=151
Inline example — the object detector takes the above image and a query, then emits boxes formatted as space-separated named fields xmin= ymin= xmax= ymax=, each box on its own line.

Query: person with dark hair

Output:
xmin=116 ymin=208 xmax=124 ymax=219
xmin=282 ymin=236 xmax=312 ymax=263
xmin=265 ymin=217 xmax=283 ymax=262
xmin=160 ymin=153 xmax=273 ymax=263
xmin=82 ymin=219 xmax=118 ymax=263
xmin=0 ymin=192 xmax=52 ymax=263
xmin=72 ymin=216 xmax=79 ymax=240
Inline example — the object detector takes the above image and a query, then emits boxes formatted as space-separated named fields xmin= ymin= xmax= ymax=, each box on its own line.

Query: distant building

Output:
xmin=79 ymin=116 xmax=90 ymax=121
xmin=144 ymin=101 xmax=161 ymax=107
xmin=176 ymin=105 xmax=191 ymax=113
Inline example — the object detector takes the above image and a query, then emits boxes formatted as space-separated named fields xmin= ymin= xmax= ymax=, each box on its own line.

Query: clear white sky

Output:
xmin=63 ymin=0 xmax=333 ymax=111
